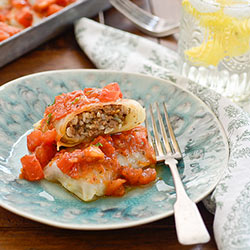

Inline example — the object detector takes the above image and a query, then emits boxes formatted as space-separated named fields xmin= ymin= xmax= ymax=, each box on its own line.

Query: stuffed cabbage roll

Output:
xmin=35 ymin=83 xmax=145 ymax=148
xmin=21 ymin=126 xmax=157 ymax=201
xmin=20 ymin=83 xmax=156 ymax=201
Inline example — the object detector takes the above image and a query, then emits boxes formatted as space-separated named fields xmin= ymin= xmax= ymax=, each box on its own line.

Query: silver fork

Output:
xmin=146 ymin=102 xmax=210 ymax=245
xmin=109 ymin=0 xmax=179 ymax=37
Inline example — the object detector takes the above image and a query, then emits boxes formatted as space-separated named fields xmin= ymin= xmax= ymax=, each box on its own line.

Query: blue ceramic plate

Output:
xmin=0 ymin=69 xmax=228 ymax=229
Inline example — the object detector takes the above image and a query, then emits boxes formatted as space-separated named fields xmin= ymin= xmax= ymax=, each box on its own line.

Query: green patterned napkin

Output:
xmin=75 ymin=18 xmax=250 ymax=250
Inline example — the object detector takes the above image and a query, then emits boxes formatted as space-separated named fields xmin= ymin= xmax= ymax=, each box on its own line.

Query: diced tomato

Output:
xmin=11 ymin=0 xmax=29 ymax=8
xmin=20 ymin=154 xmax=44 ymax=181
xmin=105 ymin=179 xmax=126 ymax=196
xmin=99 ymin=83 xmax=123 ymax=102
xmin=91 ymin=136 xmax=115 ymax=157
xmin=83 ymin=83 xmax=122 ymax=103
xmin=27 ymin=130 xmax=43 ymax=152
xmin=121 ymin=166 xmax=141 ymax=185
xmin=58 ymin=150 xmax=83 ymax=171
xmin=55 ymin=0 xmax=66 ymax=6
xmin=138 ymin=168 xmax=157 ymax=185
xmin=0 ymin=14 xmax=5 ymax=22
xmin=15 ymin=7 xmax=33 ymax=27
xmin=35 ymin=143 xmax=57 ymax=168
xmin=0 ymin=22 xmax=21 ymax=36
xmin=56 ymin=149 xmax=88 ymax=178
xmin=121 ymin=166 xmax=156 ymax=185
xmin=33 ymin=0 xmax=56 ymax=12
xmin=83 ymin=146 xmax=105 ymax=162
xmin=111 ymin=133 xmax=130 ymax=156
xmin=0 ymin=0 xmax=76 ymax=41
xmin=46 ymin=4 xmax=62 ymax=16
xmin=41 ymin=83 xmax=124 ymax=125
xmin=57 ymin=146 xmax=105 ymax=175
xmin=103 ymin=83 xmax=123 ymax=98
xmin=27 ymin=129 xmax=56 ymax=153
xmin=42 ymin=129 xmax=57 ymax=145
xmin=0 ymin=20 xmax=22 ymax=41
xmin=0 ymin=9 xmax=9 ymax=22
xmin=112 ymin=126 xmax=157 ymax=164
xmin=0 ymin=30 xmax=10 ymax=41
xmin=99 ymin=89 xmax=119 ymax=102
xmin=56 ymin=151 xmax=75 ymax=174
xmin=55 ymin=0 xmax=75 ymax=6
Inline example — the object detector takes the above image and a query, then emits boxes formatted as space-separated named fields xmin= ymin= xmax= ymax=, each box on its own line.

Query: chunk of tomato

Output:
xmin=27 ymin=129 xmax=56 ymax=153
xmin=103 ymin=83 xmax=123 ymax=98
xmin=56 ymin=151 xmax=75 ymax=174
xmin=121 ymin=166 xmax=156 ymax=185
xmin=35 ymin=143 xmax=57 ymax=168
xmin=55 ymin=0 xmax=75 ymax=6
xmin=99 ymin=83 xmax=123 ymax=102
xmin=11 ymin=0 xmax=29 ymax=8
xmin=0 ymin=22 xmax=21 ymax=36
xmin=0 ymin=30 xmax=9 ymax=41
xmin=0 ymin=9 xmax=8 ymax=22
xmin=121 ymin=166 xmax=141 ymax=185
xmin=33 ymin=0 xmax=56 ymax=12
xmin=138 ymin=168 xmax=156 ymax=185
xmin=27 ymin=129 xmax=43 ymax=152
xmin=105 ymin=179 xmax=126 ymax=196
xmin=20 ymin=154 xmax=44 ymax=181
xmin=42 ymin=128 xmax=57 ymax=145
xmin=46 ymin=4 xmax=63 ymax=16
xmin=91 ymin=136 xmax=115 ymax=157
xmin=15 ymin=7 xmax=33 ymax=28
xmin=83 ymin=146 xmax=104 ymax=162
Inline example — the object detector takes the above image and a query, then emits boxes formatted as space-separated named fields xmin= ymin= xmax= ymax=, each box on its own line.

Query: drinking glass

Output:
xmin=178 ymin=0 xmax=250 ymax=102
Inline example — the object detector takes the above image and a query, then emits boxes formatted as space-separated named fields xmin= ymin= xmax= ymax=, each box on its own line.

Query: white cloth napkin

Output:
xmin=75 ymin=18 xmax=250 ymax=250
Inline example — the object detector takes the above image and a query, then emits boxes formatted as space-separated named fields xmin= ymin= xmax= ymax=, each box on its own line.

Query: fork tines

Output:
xmin=145 ymin=102 xmax=182 ymax=161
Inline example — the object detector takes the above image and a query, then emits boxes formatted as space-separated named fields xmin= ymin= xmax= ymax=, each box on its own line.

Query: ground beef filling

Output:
xmin=66 ymin=104 xmax=129 ymax=139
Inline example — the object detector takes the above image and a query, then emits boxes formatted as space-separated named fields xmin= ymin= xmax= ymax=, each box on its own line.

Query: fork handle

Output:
xmin=166 ymin=158 xmax=210 ymax=245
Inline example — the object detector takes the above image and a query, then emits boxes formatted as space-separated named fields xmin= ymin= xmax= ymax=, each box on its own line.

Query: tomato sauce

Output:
xmin=0 ymin=0 xmax=76 ymax=42
xmin=20 ymin=125 xmax=156 ymax=197
xmin=41 ymin=82 xmax=123 ymax=130
xmin=0 ymin=22 xmax=21 ymax=41
xmin=20 ymin=84 xmax=156 ymax=198
xmin=53 ymin=126 xmax=156 ymax=196
xmin=112 ymin=126 xmax=156 ymax=164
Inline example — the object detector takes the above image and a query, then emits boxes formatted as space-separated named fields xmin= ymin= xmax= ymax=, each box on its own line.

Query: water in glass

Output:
xmin=178 ymin=0 xmax=250 ymax=102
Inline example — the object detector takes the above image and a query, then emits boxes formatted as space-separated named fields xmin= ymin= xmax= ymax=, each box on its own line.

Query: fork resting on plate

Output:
xmin=146 ymin=102 xmax=210 ymax=245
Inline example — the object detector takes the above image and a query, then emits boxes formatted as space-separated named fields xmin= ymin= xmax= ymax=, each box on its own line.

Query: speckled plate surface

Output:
xmin=0 ymin=69 xmax=228 ymax=230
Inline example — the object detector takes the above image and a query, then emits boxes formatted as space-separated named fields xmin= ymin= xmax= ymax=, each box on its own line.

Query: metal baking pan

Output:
xmin=0 ymin=0 xmax=110 ymax=68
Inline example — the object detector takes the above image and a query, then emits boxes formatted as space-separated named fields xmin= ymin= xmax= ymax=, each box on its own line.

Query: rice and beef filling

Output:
xmin=66 ymin=104 xmax=129 ymax=139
